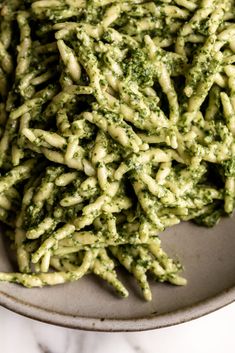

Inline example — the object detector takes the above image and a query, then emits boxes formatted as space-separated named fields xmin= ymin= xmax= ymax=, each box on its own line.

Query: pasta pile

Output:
xmin=0 ymin=0 xmax=234 ymax=301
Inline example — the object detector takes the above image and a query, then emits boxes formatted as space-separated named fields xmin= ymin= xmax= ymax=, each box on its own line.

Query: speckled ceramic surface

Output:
xmin=0 ymin=217 xmax=235 ymax=331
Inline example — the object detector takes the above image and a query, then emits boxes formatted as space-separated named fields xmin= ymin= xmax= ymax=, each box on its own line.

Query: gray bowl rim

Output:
xmin=0 ymin=285 xmax=234 ymax=331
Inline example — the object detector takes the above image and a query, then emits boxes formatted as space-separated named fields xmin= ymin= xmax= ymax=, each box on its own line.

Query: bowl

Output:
xmin=0 ymin=217 xmax=234 ymax=331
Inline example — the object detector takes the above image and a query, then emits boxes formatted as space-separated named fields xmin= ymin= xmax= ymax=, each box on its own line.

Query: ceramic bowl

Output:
xmin=0 ymin=217 xmax=235 ymax=331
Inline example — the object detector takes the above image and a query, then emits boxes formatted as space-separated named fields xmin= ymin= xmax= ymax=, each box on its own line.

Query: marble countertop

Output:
xmin=0 ymin=302 xmax=234 ymax=353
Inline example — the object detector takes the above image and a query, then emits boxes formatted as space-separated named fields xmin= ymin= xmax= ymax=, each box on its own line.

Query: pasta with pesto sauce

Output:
xmin=0 ymin=0 xmax=234 ymax=301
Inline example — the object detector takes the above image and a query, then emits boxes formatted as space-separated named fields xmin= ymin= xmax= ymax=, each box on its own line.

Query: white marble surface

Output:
xmin=0 ymin=302 xmax=235 ymax=353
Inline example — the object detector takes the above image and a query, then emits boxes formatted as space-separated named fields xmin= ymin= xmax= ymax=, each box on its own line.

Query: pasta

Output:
xmin=0 ymin=0 xmax=234 ymax=301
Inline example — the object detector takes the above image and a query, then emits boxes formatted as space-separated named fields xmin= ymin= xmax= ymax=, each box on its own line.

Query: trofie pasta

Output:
xmin=0 ymin=0 xmax=234 ymax=301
